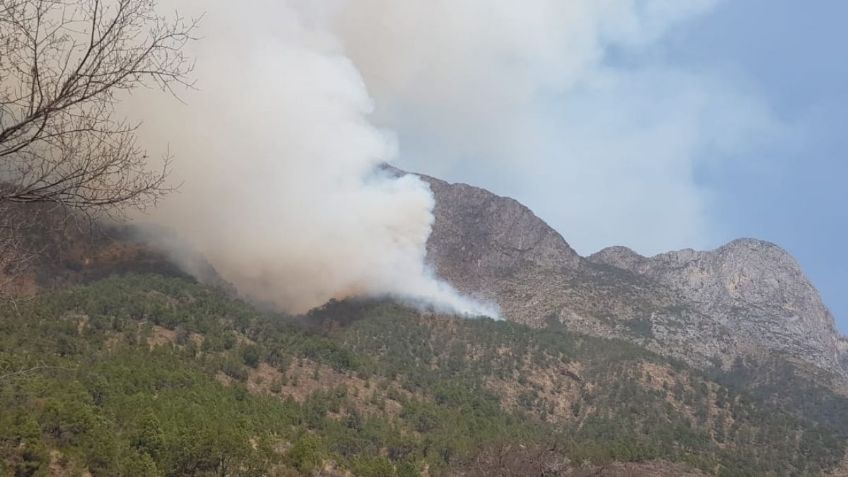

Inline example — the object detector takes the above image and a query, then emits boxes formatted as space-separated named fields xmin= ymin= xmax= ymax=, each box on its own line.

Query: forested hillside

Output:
xmin=2 ymin=274 xmax=847 ymax=476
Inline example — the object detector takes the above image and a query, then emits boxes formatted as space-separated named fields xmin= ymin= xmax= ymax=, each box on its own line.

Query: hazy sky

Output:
xmin=666 ymin=0 xmax=848 ymax=332
xmin=381 ymin=1 xmax=847 ymax=331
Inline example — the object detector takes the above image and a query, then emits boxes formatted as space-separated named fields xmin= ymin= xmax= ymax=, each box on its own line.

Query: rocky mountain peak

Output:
xmin=419 ymin=173 xmax=581 ymax=296
xmin=588 ymin=246 xmax=647 ymax=271
xmin=592 ymin=238 xmax=835 ymax=334
xmin=592 ymin=238 xmax=819 ymax=309
xmin=416 ymin=171 xmax=846 ymax=380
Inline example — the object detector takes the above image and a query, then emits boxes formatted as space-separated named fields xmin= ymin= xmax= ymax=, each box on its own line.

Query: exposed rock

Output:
xmin=423 ymin=174 xmax=581 ymax=287
xmin=590 ymin=239 xmax=844 ymax=377
xmin=417 ymin=172 xmax=847 ymax=380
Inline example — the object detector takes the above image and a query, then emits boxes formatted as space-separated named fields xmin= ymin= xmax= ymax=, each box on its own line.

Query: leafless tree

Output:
xmin=0 ymin=0 xmax=198 ymax=289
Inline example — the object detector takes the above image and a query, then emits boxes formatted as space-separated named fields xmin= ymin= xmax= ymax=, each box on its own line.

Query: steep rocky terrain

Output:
xmin=420 ymin=173 xmax=848 ymax=382
xmin=590 ymin=240 xmax=844 ymax=379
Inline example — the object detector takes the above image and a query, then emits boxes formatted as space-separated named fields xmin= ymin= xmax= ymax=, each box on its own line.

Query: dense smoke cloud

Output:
xmin=128 ymin=0 xmax=495 ymax=315
xmin=129 ymin=0 xmax=766 ymax=314
xmin=325 ymin=0 xmax=780 ymax=255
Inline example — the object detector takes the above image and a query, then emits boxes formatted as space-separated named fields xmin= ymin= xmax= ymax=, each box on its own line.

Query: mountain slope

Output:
xmin=420 ymin=173 xmax=848 ymax=381
xmin=3 ymin=171 xmax=848 ymax=475
xmin=3 ymin=274 xmax=848 ymax=476
xmin=4 ymin=172 xmax=845 ymax=384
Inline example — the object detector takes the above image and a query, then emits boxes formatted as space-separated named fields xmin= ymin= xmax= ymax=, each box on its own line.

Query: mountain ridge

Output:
xmin=413 ymin=170 xmax=848 ymax=382
xmin=3 ymin=171 xmax=848 ymax=475
xmin=7 ymin=168 xmax=846 ymax=382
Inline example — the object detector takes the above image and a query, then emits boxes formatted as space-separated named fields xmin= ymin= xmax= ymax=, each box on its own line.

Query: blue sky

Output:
xmin=664 ymin=0 xmax=848 ymax=332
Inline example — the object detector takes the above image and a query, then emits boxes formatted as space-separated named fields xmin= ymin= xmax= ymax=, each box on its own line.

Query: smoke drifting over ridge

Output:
xmin=128 ymin=0 xmax=742 ymax=315
xmin=327 ymin=0 xmax=779 ymax=256
xmin=128 ymin=0 xmax=497 ymax=316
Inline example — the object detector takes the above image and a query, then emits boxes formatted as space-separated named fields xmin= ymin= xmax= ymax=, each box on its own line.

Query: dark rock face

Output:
xmin=421 ymin=175 xmax=669 ymax=329
xmin=419 ymin=173 xmax=847 ymax=380
xmin=423 ymin=175 xmax=580 ymax=291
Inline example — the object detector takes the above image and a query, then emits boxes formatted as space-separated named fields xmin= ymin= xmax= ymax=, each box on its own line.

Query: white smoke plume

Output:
xmin=129 ymin=0 xmax=756 ymax=315
xmin=127 ymin=0 xmax=498 ymax=316
xmin=325 ymin=0 xmax=779 ymax=256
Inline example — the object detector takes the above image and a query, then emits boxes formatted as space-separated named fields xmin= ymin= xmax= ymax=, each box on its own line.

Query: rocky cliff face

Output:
xmin=590 ymin=240 xmax=844 ymax=375
xmin=423 ymin=174 xmax=580 ymax=295
xmin=420 ymin=173 xmax=848 ymax=380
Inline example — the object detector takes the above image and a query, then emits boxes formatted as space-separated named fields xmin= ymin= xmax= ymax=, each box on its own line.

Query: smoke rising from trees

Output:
xmin=130 ymin=0 xmax=767 ymax=315
xmin=128 ymin=0 xmax=496 ymax=315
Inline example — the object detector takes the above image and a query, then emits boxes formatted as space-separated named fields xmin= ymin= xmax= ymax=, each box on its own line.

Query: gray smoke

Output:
xmin=126 ymin=0 xmax=747 ymax=315
xmin=125 ymin=0 xmax=497 ymax=316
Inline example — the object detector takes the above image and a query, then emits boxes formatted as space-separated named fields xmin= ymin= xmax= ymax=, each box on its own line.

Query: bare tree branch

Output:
xmin=0 ymin=0 xmax=197 ymax=210
xmin=0 ymin=0 xmax=197 ymax=291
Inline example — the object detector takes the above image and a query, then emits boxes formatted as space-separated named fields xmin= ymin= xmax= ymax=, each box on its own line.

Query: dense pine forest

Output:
xmin=1 ymin=274 xmax=847 ymax=476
